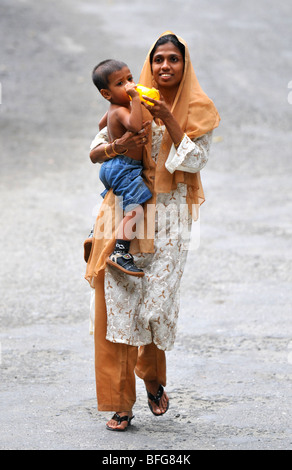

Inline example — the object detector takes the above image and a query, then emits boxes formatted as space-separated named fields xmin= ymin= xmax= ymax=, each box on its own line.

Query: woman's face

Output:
xmin=151 ymin=42 xmax=184 ymax=90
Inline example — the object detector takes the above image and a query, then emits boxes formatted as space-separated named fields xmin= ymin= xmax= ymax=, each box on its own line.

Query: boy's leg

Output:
xmin=116 ymin=205 xmax=144 ymax=241
xmin=107 ymin=206 xmax=145 ymax=277
xmin=94 ymin=272 xmax=138 ymax=411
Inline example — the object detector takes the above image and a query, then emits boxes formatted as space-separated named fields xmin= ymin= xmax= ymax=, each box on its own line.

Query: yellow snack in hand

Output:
xmin=130 ymin=84 xmax=160 ymax=105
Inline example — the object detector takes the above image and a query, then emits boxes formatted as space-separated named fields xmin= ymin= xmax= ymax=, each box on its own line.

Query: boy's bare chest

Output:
xmin=107 ymin=106 xmax=127 ymax=141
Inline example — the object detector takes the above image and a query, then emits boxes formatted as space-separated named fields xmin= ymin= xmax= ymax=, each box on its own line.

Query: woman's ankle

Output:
xmin=144 ymin=380 xmax=160 ymax=395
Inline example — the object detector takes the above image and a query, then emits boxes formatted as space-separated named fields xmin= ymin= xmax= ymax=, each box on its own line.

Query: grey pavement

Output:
xmin=0 ymin=0 xmax=292 ymax=450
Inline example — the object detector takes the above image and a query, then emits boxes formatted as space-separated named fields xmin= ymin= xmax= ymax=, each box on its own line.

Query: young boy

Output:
xmin=91 ymin=59 xmax=152 ymax=277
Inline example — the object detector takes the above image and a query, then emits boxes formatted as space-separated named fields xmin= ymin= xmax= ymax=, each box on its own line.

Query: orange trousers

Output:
xmin=94 ymin=272 xmax=166 ymax=411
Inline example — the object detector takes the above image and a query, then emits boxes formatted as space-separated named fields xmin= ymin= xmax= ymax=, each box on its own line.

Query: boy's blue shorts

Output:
xmin=99 ymin=155 xmax=152 ymax=212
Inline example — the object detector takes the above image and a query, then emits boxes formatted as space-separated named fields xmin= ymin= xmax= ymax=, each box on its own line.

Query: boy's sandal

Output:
xmin=147 ymin=384 xmax=169 ymax=416
xmin=107 ymin=252 xmax=144 ymax=277
xmin=106 ymin=413 xmax=135 ymax=432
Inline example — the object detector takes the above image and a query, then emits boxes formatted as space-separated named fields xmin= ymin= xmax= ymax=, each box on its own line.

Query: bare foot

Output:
xmin=106 ymin=411 xmax=133 ymax=431
xmin=144 ymin=381 xmax=169 ymax=415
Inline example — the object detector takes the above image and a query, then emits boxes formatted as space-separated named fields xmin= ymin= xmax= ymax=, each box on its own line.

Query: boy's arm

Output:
xmin=116 ymin=84 xmax=143 ymax=133
xmin=99 ymin=112 xmax=108 ymax=130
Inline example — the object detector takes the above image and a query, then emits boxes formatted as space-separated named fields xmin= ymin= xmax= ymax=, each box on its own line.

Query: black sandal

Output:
xmin=106 ymin=413 xmax=135 ymax=432
xmin=147 ymin=384 xmax=169 ymax=416
xmin=107 ymin=252 xmax=144 ymax=277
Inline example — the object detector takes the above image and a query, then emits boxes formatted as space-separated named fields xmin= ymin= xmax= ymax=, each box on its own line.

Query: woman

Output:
xmin=85 ymin=32 xmax=220 ymax=431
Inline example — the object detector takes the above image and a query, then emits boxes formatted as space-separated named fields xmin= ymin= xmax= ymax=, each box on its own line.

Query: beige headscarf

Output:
xmin=85 ymin=32 xmax=220 ymax=284
xmin=139 ymin=31 xmax=220 ymax=210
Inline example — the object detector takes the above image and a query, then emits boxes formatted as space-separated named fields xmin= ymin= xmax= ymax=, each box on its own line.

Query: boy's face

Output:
xmin=101 ymin=66 xmax=134 ymax=105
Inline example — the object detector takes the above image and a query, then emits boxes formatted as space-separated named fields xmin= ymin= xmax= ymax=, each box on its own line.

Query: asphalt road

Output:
xmin=1 ymin=0 xmax=292 ymax=450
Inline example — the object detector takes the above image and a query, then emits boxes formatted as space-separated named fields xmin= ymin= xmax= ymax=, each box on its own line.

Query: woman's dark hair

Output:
xmin=92 ymin=59 xmax=128 ymax=91
xmin=149 ymin=34 xmax=185 ymax=65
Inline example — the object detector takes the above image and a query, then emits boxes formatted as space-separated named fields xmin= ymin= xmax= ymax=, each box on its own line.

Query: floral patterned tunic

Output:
xmin=90 ymin=122 xmax=213 ymax=351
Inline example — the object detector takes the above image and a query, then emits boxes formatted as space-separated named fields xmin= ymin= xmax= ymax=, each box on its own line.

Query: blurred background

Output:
xmin=1 ymin=0 xmax=291 ymax=450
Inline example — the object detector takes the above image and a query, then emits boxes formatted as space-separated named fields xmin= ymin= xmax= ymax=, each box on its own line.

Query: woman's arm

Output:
xmin=165 ymin=131 xmax=213 ymax=174
xmin=89 ymin=122 xmax=151 ymax=164
xmin=142 ymin=95 xmax=184 ymax=148
xmin=142 ymin=95 xmax=212 ymax=173
xmin=160 ymin=110 xmax=185 ymax=148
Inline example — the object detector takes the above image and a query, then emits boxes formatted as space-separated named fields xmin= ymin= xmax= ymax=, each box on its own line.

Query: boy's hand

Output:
xmin=125 ymin=82 xmax=139 ymax=98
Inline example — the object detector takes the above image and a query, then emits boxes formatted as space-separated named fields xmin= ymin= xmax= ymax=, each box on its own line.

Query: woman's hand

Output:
xmin=141 ymin=94 xmax=171 ymax=122
xmin=90 ymin=121 xmax=151 ymax=164
xmin=114 ymin=120 xmax=151 ymax=153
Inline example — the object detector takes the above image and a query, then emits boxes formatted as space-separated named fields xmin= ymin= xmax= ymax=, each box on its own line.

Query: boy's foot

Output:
xmin=106 ymin=412 xmax=134 ymax=432
xmin=107 ymin=252 xmax=144 ymax=277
